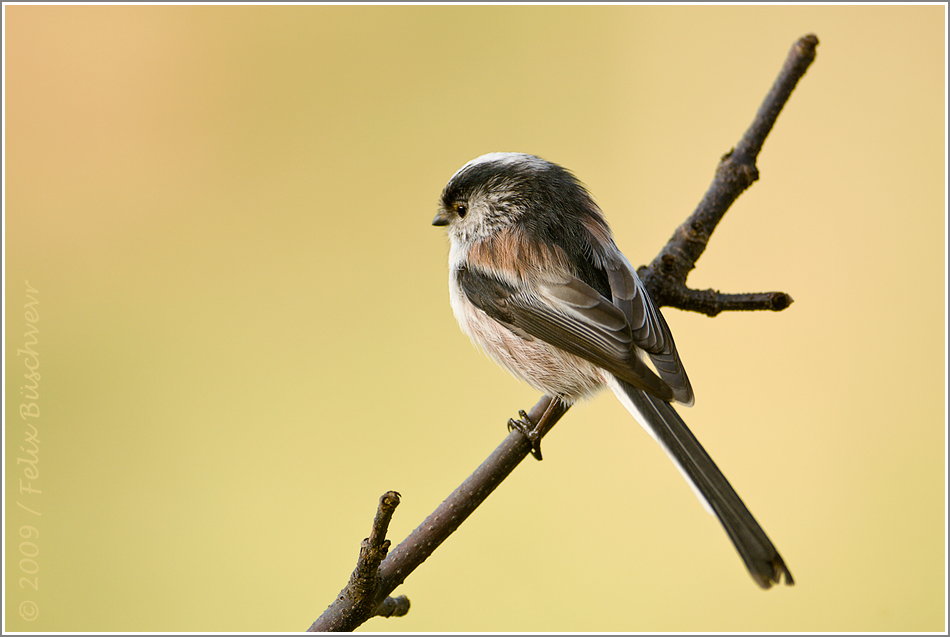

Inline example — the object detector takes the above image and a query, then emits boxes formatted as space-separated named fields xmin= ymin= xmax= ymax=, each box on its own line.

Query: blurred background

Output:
xmin=4 ymin=5 xmax=946 ymax=633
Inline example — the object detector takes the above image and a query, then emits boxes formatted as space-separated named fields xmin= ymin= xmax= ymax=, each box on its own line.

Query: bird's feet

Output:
xmin=508 ymin=410 xmax=544 ymax=461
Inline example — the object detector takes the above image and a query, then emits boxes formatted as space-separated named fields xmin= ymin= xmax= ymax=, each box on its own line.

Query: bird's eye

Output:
xmin=455 ymin=203 xmax=467 ymax=218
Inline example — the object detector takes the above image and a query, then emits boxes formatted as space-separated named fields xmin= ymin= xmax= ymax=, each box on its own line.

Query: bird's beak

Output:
xmin=432 ymin=209 xmax=451 ymax=227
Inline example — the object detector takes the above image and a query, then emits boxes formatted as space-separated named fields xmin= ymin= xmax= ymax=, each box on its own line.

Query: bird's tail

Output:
xmin=606 ymin=375 xmax=794 ymax=589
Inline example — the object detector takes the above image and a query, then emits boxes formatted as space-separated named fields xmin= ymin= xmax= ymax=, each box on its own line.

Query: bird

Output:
xmin=432 ymin=152 xmax=793 ymax=589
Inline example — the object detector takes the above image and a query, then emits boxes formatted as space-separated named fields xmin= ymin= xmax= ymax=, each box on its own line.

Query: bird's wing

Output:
xmin=604 ymin=254 xmax=694 ymax=405
xmin=457 ymin=266 xmax=675 ymax=402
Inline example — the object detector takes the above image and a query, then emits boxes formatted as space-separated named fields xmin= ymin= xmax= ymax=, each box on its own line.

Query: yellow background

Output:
xmin=4 ymin=5 xmax=946 ymax=633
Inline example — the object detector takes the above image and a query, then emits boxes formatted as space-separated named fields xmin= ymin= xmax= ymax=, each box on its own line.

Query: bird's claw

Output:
xmin=508 ymin=410 xmax=544 ymax=461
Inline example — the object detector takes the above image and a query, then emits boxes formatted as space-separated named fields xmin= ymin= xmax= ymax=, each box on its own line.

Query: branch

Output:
xmin=308 ymin=492 xmax=409 ymax=632
xmin=308 ymin=398 xmax=569 ymax=632
xmin=639 ymin=33 xmax=818 ymax=314
xmin=307 ymin=33 xmax=818 ymax=631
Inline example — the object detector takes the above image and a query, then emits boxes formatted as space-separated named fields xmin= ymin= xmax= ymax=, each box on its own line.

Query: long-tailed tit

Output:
xmin=432 ymin=152 xmax=793 ymax=588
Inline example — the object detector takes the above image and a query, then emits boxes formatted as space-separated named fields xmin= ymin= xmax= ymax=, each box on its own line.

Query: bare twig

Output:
xmin=653 ymin=286 xmax=795 ymax=318
xmin=308 ymin=33 xmax=818 ymax=632
xmin=308 ymin=492 xmax=407 ymax=631
xmin=639 ymin=33 xmax=818 ymax=313
xmin=308 ymin=399 xmax=569 ymax=632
